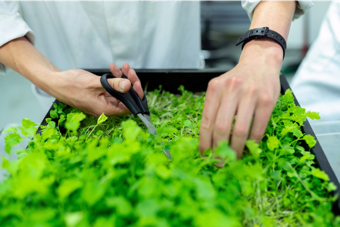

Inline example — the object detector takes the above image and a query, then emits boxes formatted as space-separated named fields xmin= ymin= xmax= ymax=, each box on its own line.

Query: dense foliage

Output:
xmin=0 ymin=86 xmax=339 ymax=227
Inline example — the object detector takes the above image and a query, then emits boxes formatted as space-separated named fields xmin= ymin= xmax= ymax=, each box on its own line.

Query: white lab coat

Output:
xmin=0 ymin=1 xmax=312 ymax=74
xmin=291 ymin=2 xmax=340 ymax=121
xmin=0 ymin=1 xmax=204 ymax=72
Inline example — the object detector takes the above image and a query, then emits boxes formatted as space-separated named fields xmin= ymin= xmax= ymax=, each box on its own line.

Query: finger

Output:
xmin=199 ymin=78 xmax=222 ymax=156
xmin=109 ymin=63 xmax=122 ymax=78
xmin=126 ymin=67 xmax=141 ymax=84
xmin=122 ymin=62 xmax=131 ymax=77
xmin=133 ymin=80 xmax=144 ymax=99
xmin=122 ymin=63 xmax=141 ymax=83
xmin=127 ymin=69 xmax=144 ymax=99
xmin=121 ymin=63 xmax=143 ymax=99
xmin=89 ymin=73 xmax=130 ymax=94
xmin=230 ymin=90 xmax=257 ymax=158
xmin=212 ymin=91 xmax=238 ymax=148
xmin=249 ymin=95 xmax=275 ymax=143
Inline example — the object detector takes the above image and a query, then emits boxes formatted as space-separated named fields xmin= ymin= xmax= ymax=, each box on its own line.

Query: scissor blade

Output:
xmin=163 ymin=149 xmax=172 ymax=161
xmin=137 ymin=113 xmax=173 ymax=161
xmin=143 ymin=114 xmax=152 ymax=125
xmin=137 ymin=113 xmax=157 ymax=135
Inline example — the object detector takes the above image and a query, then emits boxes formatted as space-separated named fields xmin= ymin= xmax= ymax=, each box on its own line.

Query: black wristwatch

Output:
xmin=236 ymin=27 xmax=286 ymax=59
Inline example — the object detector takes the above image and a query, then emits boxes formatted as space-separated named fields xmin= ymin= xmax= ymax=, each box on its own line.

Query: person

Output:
xmin=0 ymin=1 xmax=312 ymax=158
xmin=291 ymin=2 xmax=340 ymax=122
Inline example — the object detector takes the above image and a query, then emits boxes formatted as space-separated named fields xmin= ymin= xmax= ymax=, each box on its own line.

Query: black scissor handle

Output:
xmin=100 ymin=73 xmax=149 ymax=115
xmin=121 ymin=74 xmax=150 ymax=115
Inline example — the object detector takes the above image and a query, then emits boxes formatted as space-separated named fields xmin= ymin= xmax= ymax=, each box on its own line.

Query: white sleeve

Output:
xmin=0 ymin=1 xmax=35 ymax=75
xmin=242 ymin=0 xmax=313 ymax=21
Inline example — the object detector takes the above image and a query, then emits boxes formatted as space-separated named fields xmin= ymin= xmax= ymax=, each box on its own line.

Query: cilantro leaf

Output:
xmin=303 ymin=134 xmax=317 ymax=148
xmin=246 ymin=140 xmax=262 ymax=158
xmin=266 ymin=135 xmax=280 ymax=151
xmin=65 ymin=112 xmax=86 ymax=131
xmin=4 ymin=133 xmax=22 ymax=154
xmin=311 ymin=168 xmax=329 ymax=181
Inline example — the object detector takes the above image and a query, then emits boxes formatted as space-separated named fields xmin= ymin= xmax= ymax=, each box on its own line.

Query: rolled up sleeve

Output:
xmin=242 ymin=0 xmax=313 ymax=21
xmin=0 ymin=1 xmax=35 ymax=75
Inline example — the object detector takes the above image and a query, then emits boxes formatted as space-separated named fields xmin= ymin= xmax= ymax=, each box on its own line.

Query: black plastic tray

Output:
xmin=37 ymin=69 xmax=340 ymax=214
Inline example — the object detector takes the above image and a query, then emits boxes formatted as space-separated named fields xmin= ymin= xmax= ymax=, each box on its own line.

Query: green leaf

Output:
xmin=50 ymin=109 xmax=58 ymax=119
xmin=122 ymin=120 xmax=141 ymax=141
xmin=183 ymin=120 xmax=193 ymax=129
xmin=299 ymin=151 xmax=314 ymax=163
xmin=65 ymin=212 xmax=84 ymax=227
xmin=280 ymin=143 xmax=295 ymax=155
xmin=267 ymin=135 xmax=280 ymax=151
xmin=2 ymin=126 xmax=17 ymax=134
xmin=246 ymin=140 xmax=262 ymax=158
xmin=94 ymin=216 xmax=116 ymax=227
xmin=58 ymin=114 xmax=66 ymax=125
xmin=82 ymin=182 xmax=105 ymax=206
xmin=97 ymin=113 xmax=108 ymax=125
xmin=327 ymin=182 xmax=337 ymax=192
xmin=136 ymin=199 xmax=160 ymax=217
xmin=303 ymin=134 xmax=317 ymax=148
xmin=57 ymin=179 xmax=83 ymax=201
xmin=57 ymin=102 xmax=67 ymax=114
xmin=194 ymin=178 xmax=216 ymax=200
xmin=65 ymin=112 xmax=86 ymax=131
xmin=4 ymin=133 xmax=22 ymax=154
xmin=215 ymin=141 xmax=236 ymax=163
xmin=311 ymin=168 xmax=329 ymax=181
xmin=281 ymin=122 xmax=296 ymax=137
xmin=270 ymin=171 xmax=283 ymax=181
xmin=96 ymin=130 xmax=104 ymax=137
xmin=20 ymin=118 xmax=37 ymax=136
xmin=305 ymin=111 xmax=320 ymax=120
xmin=106 ymin=196 xmax=132 ymax=216
xmin=291 ymin=128 xmax=303 ymax=138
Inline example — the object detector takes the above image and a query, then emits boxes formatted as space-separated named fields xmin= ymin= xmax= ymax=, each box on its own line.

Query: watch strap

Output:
xmin=236 ymin=27 xmax=286 ymax=59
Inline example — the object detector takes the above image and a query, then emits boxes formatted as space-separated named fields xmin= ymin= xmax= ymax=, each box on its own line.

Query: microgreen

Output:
xmin=0 ymin=88 xmax=339 ymax=226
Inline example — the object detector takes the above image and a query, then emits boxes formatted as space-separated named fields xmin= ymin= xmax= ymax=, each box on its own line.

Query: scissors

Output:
xmin=100 ymin=73 xmax=172 ymax=161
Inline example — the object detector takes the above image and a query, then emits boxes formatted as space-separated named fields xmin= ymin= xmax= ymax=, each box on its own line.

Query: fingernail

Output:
xmin=115 ymin=64 xmax=119 ymax=71
xmin=119 ymin=81 xmax=125 ymax=92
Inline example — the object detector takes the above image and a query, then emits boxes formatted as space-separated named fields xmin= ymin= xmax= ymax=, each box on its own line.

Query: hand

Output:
xmin=199 ymin=39 xmax=282 ymax=159
xmin=47 ymin=63 xmax=144 ymax=117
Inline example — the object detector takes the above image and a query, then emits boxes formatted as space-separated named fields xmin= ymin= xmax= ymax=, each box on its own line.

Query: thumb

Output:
xmin=107 ymin=78 xmax=131 ymax=93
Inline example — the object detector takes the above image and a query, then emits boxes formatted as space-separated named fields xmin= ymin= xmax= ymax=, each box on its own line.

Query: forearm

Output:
xmin=0 ymin=37 xmax=60 ymax=92
xmin=251 ymin=1 xmax=296 ymax=39
xmin=241 ymin=1 xmax=296 ymax=64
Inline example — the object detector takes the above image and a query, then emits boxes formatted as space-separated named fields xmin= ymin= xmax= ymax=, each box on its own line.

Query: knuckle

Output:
xmin=225 ymin=76 xmax=241 ymax=89
xmin=214 ymin=123 xmax=228 ymax=135
xmin=246 ymin=84 xmax=258 ymax=95
xmin=251 ymin=130 xmax=264 ymax=141
xmin=259 ymin=94 xmax=274 ymax=106
xmin=233 ymin=125 xmax=248 ymax=137
xmin=207 ymin=78 xmax=220 ymax=93
xmin=200 ymin=116 xmax=212 ymax=131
